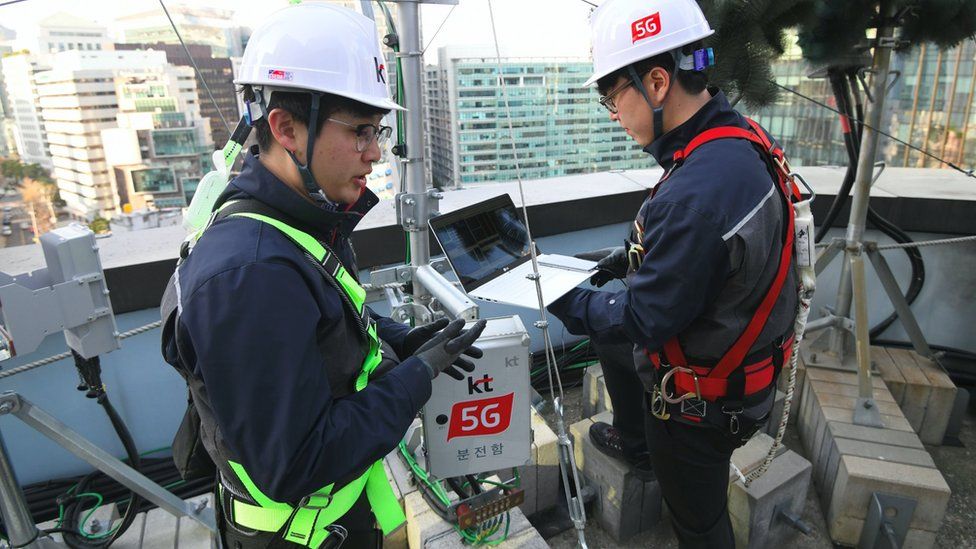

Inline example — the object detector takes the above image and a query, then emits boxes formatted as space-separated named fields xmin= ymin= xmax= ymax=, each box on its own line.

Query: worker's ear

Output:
xmin=643 ymin=66 xmax=671 ymax=105
xmin=267 ymin=108 xmax=308 ymax=162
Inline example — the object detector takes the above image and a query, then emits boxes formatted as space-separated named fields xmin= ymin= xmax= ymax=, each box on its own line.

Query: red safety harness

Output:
xmin=646 ymin=118 xmax=802 ymax=428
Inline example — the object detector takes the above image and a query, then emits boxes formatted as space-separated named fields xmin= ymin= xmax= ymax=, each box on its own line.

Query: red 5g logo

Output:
xmin=447 ymin=393 xmax=514 ymax=441
xmin=631 ymin=13 xmax=662 ymax=43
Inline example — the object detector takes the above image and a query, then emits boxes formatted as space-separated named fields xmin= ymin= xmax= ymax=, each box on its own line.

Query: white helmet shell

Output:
xmin=235 ymin=3 xmax=404 ymax=111
xmin=584 ymin=0 xmax=714 ymax=87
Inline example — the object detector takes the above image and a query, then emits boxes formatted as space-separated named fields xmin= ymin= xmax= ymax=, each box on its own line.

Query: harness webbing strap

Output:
xmin=650 ymin=117 xmax=797 ymax=401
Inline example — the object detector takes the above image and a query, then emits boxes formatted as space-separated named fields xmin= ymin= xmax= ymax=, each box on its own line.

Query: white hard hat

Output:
xmin=235 ymin=3 xmax=404 ymax=111
xmin=584 ymin=0 xmax=714 ymax=87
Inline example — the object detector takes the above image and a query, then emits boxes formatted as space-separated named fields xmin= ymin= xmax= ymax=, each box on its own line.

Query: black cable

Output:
xmin=815 ymin=69 xmax=859 ymax=243
xmin=55 ymin=353 xmax=144 ymax=549
xmin=814 ymin=69 xmax=927 ymax=339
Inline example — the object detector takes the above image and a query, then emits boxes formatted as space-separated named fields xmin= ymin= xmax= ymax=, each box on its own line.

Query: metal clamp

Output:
xmin=660 ymin=366 xmax=701 ymax=404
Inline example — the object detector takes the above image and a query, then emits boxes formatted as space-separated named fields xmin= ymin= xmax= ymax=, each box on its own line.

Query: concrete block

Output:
xmin=827 ymin=421 xmax=925 ymax=449
xmin=827 ymin=454 xmax=950 ymax=543
xmin=728 ymin=449 xmax=812 ymax=549
xmin=141 ymin=506 xmax=178 ymax=549
xmin=514 ymin=408 xmax=560 ymax=517
xmin=404 ymin=491 xmax=453 ymax=549
xmin=799 ymin=371 xmax=951 ymax=546
xmin=729 ymin=433 xmax=780 ymax=482
xmin=885 ymin=347 xmax=932 ymax=434
xmin=915 ymin=353 xmax=956 ymax=445
xmin=831 ymin=516 xmax=937 ymax=549
xmin=807 ymin=378 xmax=897 ymax=403
xmin=818 ymin=405 xmax=914 ymax=432
xmin=571 ymin=411 xmax=661 ymax=543
xmin=872 ymin=346 xmax=907 ymax=403
xmin=875 ymin=347 xmax=957 ymax=445
xmin=803 ymin=366 xmax=887 ymax=389
xmin=176 ymin=495 xmax=217 ymax=549
xmin=832 ymin=438 xmax=936 ymax=468
xmin=582 ymin=365 xmax=603 ymax=418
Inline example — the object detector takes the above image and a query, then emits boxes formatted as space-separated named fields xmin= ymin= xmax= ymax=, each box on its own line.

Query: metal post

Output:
xmin=397 ymin=0 xmax=432 ymax=303
xmin=830 ymin=1 xmax=897 ymax=356
xmin=0 ymin=429 xmax=45 ymax=549
xmin=851 ymin=250 xmax=884 ymax=427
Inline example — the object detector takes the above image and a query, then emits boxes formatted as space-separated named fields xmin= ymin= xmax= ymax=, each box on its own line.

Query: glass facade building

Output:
xmin=743 ymin=33 xmax=976 ymax=173
xmin=426 ymin=47 xmax=646 ymax=187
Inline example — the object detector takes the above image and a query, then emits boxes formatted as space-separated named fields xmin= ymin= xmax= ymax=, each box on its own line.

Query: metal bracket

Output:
xmin=0 ymin=392 xmax=217 ymax=535
xmin=858 ymin=493 xmax=916 ymax=548
xmin=853 ymin=397 xmax=885 ymax=428
xmin=395 ymin=189 xmax=442 ymax=232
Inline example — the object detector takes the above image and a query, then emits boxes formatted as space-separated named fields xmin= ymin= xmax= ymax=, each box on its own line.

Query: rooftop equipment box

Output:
xmin=422 ymin=315 xmax=531 ymax=478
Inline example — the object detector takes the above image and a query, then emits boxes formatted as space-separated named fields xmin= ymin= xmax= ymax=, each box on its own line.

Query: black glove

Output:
xmin=413 ymin=319 xmax=487 ymax=380
xmin=575 ymin=246 xmax=627 ymax=287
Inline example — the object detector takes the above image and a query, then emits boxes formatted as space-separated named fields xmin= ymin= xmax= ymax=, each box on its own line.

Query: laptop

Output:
xmin=429 ymin=194 xmax=596 ymax=309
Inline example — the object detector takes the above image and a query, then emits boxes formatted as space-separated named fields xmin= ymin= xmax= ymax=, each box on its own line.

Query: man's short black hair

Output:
xmin=242 ymin=86 xmax=390 ymax=151
xmin=596 ymin=42 xmax=708 ymax=98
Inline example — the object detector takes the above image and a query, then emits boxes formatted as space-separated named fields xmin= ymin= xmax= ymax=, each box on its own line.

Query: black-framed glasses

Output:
xmin=327 ymin=118 xmax=393 ymax=152
xmin=598 ymin=79 xmax=634 ymax=114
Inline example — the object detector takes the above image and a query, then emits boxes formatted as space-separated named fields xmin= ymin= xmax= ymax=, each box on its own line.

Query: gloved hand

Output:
xmin=413 ymin=319 xmax=487 ymax=380
xmin=575 ymin=246 xmax=627 ymax=287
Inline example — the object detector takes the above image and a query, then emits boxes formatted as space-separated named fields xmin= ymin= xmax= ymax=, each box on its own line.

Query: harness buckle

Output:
xmin=297 ymin=493 xmax=333 ymax=510
xmin=626 ymin=241 xmax=645 ymax=272
xmin=321 ymin=524 xmax=348 ymax=549
xmin=660 ymin=366 xmax=701 ymax=404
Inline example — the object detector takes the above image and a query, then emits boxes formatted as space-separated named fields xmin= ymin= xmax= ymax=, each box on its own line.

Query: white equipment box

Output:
xmin=422 ymin=315 xmax=532 ymax=478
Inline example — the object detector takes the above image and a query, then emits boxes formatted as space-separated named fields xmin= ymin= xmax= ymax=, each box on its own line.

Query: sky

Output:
xmin=0 ymin=0 xmax=598 ymax=64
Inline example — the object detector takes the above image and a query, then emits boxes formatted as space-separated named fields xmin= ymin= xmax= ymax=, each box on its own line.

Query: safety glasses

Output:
xmin=327 ymin=118 xmax=393 ymax=152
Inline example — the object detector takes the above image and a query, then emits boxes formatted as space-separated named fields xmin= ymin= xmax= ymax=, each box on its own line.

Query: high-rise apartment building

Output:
xmin=2 ymin=52 xmax=52 ymax=170
xmin=115 ymin=42 xmax=236 ymax=147
xmin=425 ymin=47 xmax=644 ymax=187
xmin=35 ymin=50 xmax=208 ymax=219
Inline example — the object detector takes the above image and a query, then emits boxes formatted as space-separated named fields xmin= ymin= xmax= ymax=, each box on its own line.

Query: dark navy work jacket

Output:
xmin=170 ymin=151 xmax=431 ymax=502
xmin=549 ymin=91 xmax=797 ymax=388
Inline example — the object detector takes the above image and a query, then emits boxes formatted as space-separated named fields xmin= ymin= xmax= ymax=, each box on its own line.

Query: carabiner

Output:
xmin=660 ymin=366 xmax=702 ymax=404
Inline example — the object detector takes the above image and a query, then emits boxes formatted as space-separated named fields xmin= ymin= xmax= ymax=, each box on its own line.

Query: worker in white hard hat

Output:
xmin=159 ymin=4 xmax=485 ymax=548
xmin=548 ymin=0 xmax=800 ymax=546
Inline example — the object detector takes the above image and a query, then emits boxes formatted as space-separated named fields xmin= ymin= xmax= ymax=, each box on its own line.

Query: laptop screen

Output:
xmin=430 ymin=195 xmax=531 ymax=289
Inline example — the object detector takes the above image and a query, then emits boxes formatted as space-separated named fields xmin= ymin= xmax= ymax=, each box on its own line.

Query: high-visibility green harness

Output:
xmin=204 ymin=203 xmax=404 ymax=547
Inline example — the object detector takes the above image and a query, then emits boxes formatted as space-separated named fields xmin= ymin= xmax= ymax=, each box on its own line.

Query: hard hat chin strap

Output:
xmin=284 ymin=92 xmax=325 ymax=197
xmin=627 ymin=65 xmax=666 ymax=142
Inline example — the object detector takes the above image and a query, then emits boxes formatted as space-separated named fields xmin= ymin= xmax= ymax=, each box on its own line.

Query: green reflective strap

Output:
xmin=364 ymin=460 xmax=406 ymax=535
xmin=334 ymin=265 xmax=367 ymax=309
xmin=228 ymin=212 xmax=368 ymax=311
xmin=228 ymin=461 xmax=291 ymax=511
xmin=355 ymin=324 xmax=382 ymax=392
xmin=229 ymin=212 xmax=328 ymax=262
xmin=286 ymin=466 xmax=371 ymax=546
